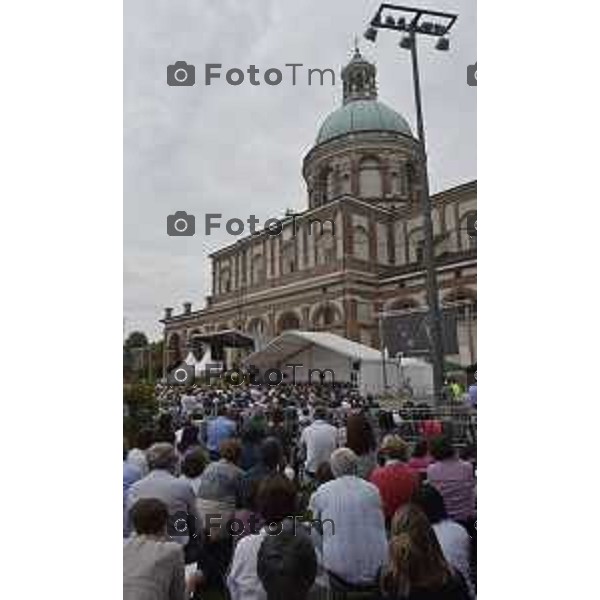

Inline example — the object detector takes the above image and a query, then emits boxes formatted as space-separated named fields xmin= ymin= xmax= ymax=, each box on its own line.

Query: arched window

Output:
xmin=312 ymin=304 xmax=341 ymax=328
xmin=353 ymin=225 xmax=370 ymax=260
xmin=358 ymin=157 xmax=383 ymax=198
xmin=277 ymin=312 xmax=300 ymax=334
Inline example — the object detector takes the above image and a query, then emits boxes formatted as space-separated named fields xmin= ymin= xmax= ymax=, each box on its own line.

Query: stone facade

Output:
xmin=162 ymin=51 xmax=476 ymax=369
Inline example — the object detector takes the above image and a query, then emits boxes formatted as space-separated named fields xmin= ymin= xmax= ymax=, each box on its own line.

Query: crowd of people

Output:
xmin=123 ymin=382 xmax=476 ymax=600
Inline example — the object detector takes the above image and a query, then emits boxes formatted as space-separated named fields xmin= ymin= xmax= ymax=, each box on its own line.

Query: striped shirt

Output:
xmin=427 ymin=459 xmax=476 ymax=522
xmin=308 ymin=475 xmax=388 ymax=584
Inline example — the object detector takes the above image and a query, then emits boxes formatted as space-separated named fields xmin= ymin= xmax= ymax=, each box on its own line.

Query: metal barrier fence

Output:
xmin=374 ymin=406 xmax=476 ymax=448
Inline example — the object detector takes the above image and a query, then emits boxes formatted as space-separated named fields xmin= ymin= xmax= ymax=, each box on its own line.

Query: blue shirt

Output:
xmin=468 ymin=384 xmax=477 ymax=408
xmin=309 ymin=475 xmax=388 ymax=584
xmin=206 ymin=416 xmax=237 ymax=454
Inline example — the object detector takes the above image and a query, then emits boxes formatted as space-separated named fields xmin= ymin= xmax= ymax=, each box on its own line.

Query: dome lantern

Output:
xmin=342 ymin=47 xmax=378 ymax=104
xmin=313 ymin=46 xmax=413 ymax=146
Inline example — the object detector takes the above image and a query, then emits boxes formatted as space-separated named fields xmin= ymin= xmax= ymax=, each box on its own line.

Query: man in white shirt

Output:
xmin=299 ymin=406 xmax=338 ymax=478
xmin=308 ymin=448 xmax=388 ymax=586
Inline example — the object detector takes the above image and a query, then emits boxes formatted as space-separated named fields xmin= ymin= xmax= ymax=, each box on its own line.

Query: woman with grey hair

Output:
xmin=146 ymin=442 xmax=179 ymax=471
xmin=329 ymin=447 xmax=359 ymax=478
xmin=308 ymin=448 xmax=388 ymax=587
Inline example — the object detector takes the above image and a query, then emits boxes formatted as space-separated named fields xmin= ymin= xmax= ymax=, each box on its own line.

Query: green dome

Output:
xmin=316 ymin=99 xmax=413 ymax=145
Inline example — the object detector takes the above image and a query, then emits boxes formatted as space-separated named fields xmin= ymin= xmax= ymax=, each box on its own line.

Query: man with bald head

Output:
xmin=308 ymin=448 xmax=387 ymax=587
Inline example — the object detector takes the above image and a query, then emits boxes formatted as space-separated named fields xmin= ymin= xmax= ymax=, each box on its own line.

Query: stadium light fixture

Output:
xmin=435 ymin=37 xmax=450 ymax=51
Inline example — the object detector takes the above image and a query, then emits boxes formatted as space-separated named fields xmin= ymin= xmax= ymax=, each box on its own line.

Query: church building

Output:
xmin=162 ymin=49 xmax=476 ymax=369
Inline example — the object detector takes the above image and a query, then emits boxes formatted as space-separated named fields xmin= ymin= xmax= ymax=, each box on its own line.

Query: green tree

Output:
xmin=125 ymin=331 xmax=149 ymax=349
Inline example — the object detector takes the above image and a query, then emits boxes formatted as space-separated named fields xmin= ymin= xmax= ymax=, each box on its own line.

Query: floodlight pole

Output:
xmin=406 ymin=26 xmax=446 ymax=405
xmin=365 ymin=4 xmax=457 ymax=404
xmin=378 ymin=313 xmax=389 ymax=391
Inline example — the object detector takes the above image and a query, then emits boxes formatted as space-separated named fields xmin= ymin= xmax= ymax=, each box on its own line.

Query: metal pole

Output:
xmin=408 ymin=28 xmax=445 ymax=403
xmin=465 ymin=302 xmax=474 ymax=365
xmin=399 ymin=351 xmax=405 ymax=391
xmin=378 ymin=313 xmax=388 ymax=391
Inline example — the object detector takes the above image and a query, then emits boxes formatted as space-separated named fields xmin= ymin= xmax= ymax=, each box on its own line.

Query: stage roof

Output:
xmin=190 ymin=329 xmax=255 ymax=348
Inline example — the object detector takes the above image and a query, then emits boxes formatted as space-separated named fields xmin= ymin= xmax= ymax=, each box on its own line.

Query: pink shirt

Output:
xmin=407 ymin=455 xmax=433 ymax=475
xmin=427 ymin=459 xmax=476 ymax=522
xmin=419 ymin=420 xmax=443 ymax=438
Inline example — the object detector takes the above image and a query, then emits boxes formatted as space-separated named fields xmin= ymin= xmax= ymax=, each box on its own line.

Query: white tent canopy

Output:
xmin=243 ymin=330 xmax=433 ymax=397
xmin=245 ymin=330 xmax=383 ymax=365
xmin=182 ymin=349 xmax=223 ymax=377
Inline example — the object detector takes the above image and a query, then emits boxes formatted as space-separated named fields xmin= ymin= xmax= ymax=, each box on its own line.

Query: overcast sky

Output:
xmin=124 ymin=0 xmax=476 ymax=341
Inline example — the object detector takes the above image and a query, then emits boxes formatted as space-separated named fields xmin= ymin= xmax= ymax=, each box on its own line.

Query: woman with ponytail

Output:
xmin=381 ymin=505 xmax=471 ymax=600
